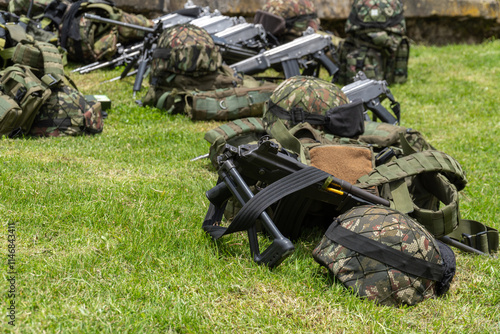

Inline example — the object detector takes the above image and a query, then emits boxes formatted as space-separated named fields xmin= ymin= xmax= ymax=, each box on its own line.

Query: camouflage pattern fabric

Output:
xmin=345 ymin=0 xmax=406 ymax=36
xmin=263 ymin=76 xmax=348 ymax=131
xmin=151 ymin=24 xmax=222 ymax=82
xmin=30 ymin=85 xmax=103 ymax=137
xmin=338 ymin=0 xmax=408 ymax=85
xmin=262 ymin=0 xmax=320 ymax=41
xmin=118 ymin=12 xmax=154 ymax=43
xmin=8 ymin=0 xmax=61 ymax=18
xmin=313 ymin=205 xmax=446 ymax=307
xmin=64 ymin=14 xmax=119 ymax=63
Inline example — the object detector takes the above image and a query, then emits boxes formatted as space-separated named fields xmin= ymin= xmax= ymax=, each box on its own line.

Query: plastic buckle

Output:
xmin=462 ymin=233 xmax=474 ymax=248
xmin=375 ymin=147 xmax=395 ymax=166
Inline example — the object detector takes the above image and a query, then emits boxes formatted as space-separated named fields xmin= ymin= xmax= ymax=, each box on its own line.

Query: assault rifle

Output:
xmin=203 ymin=140 xmax=484 ymax=268
xmin=229 ymin=32 xmax=339 ymax=79
xmin=204 ymin=140 xmax=391 ymax=267
xmin=342 ymin=71 xmax=401 ymax=125
xmin=190 ymin=13 xmax=246 ymax=35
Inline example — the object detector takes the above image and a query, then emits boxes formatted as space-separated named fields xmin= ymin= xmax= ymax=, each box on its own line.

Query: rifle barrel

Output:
xmin=84 ymin=13 xmax=154 ymax=33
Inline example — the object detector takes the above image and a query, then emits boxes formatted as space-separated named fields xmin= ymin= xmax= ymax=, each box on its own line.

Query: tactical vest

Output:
xmin=337 ymin=0 xmax=409 ymax=85
xmin=0 ymin=64 xmax=51 ymax=137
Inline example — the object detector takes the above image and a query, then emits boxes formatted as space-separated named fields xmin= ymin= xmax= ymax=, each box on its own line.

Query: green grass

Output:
xmin=1 ymin=40 xmax=499 ymax=333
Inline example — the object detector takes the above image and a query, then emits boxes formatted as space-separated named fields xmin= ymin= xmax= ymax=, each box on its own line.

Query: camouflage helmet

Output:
xmin=345 ymin=0 xmax=406 ymax=36
xmin=312 ymin=205 xmax=456 ymax=307
xmin=259 ymin=0 xmax=320 ymax=40
xmin=151 ymin=23 xmax=222 ymax=80
xmin=263 ymin=76 xmax=365 ymax=137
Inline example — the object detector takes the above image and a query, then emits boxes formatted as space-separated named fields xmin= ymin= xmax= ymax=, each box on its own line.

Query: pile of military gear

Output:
xmin=0 ymin=10 xmax=59 ymax=68
xmin=337 ymin=0 xmax=410 ymax=85
xmin=141 ymin=23 xmax=277 ymax=121
xmin=201 ymin=76 xmax=498 ymax=307
xmin=6 ymin=0 xmax=154 ymax=65
xmin=0 ymin=39 xmax=103 ymax=137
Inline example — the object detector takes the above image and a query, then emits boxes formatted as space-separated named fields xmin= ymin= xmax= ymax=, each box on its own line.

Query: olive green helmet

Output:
xmin=263 ymin=76 xmax=365 ymax=138
xmin=312 ymin=205 xmax=456 ymax=307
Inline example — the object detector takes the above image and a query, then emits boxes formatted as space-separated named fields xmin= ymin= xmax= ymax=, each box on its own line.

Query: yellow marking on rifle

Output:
xmin=326 ymin=187 xmax=344 ymax=195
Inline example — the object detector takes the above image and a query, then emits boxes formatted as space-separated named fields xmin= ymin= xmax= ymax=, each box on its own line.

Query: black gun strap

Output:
xmin=325 ymin=219 xmax=444 ymax=282
xmin=203 ymin=166 xmax=330 ymax=239
xmin=225 ymin=166 xmax=330 ymax=236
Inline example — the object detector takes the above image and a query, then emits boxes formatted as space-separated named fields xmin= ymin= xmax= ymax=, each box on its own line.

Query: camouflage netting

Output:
xmin=313 ymin=205 xmax=455 ymax=307
xmin=263 ymin=76 xmax=349 ymax=131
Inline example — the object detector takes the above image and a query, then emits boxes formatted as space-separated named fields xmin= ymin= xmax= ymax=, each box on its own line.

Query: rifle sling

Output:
xmin=226 ymin=166 xmax=329 ymax=235
xmin=60 ymin=0 xmax=84 ymax=48
xmin=204 ymin=166 xmax=329 ymax=239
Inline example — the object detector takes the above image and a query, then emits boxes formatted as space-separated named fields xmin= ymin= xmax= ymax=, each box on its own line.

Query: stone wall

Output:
xmin=1 ymin=0 xmax=498 ymax=44
xmin=113 ymin=0 xmax=500 ymax=44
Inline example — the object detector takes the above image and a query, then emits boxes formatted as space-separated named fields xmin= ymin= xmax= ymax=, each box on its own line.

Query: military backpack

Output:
xmin=337 ymin=0 xmax=409 ymax=85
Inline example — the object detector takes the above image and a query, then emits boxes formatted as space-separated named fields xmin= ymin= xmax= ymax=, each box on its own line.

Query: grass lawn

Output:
xmin=0 ymin=39 xmax=499 ymax=333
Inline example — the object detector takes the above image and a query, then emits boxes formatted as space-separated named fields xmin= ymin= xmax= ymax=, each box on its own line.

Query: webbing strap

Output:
xmin=204 ymin=166 xmax=329 ymax=239
xmin=203 ymin=117 xmax=265 ymax=143
xmin=228 ymin=166 xmax=329 ymax=235
xmin=357 ymin=150 xmax=467 ymax=191
xmin=447 ymin=219 xmax=499 ymax=254
xmin=268 ymin=118 xmax=307 ymax=163
xmin=35 ymin=42 xmax=65 ymax=78
xmin=156 ymin=91 xmax=171 ymax=110
xmin=325 ymin=220 xmax=444 ymax=281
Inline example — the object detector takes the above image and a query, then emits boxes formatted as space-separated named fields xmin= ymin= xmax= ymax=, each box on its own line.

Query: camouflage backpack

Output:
xmin=9 ymin=40 xmax=104 ymax=136
xmin=59 ymin=1 xmax=153 ymax=64
xmin=254 ymin=0 xmax=320 ymax=43
xmin=142 ymin=23 xmax=277 ymax=121
xmin=337 ymin=0 xmax=409 ymax=85
xmin=312 ymin=205 xmax=457 ymax=306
